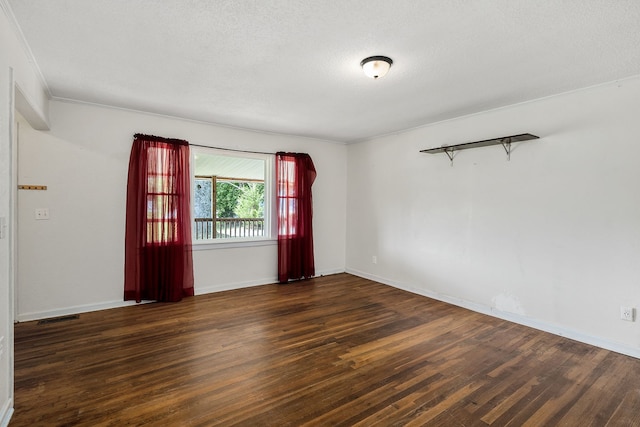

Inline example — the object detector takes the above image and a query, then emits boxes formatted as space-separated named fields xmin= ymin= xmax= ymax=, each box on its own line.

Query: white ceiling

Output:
xmin=6 ymin=0 xmax=640 ymax=143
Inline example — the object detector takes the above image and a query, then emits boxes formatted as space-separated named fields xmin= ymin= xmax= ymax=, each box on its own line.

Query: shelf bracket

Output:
xmin=500 ymin=137 xmax=512 ymax=161
xmin=444 ymin=148 xmax=455 ymax=166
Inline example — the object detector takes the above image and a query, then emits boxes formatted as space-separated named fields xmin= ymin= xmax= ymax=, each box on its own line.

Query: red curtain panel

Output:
xmin=276 ymin=152 xmax=317 ymax=283
xmin=124 ymin=134 xmax=194 ymax=302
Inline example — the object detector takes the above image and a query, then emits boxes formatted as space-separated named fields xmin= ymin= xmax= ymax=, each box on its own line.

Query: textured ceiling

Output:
xmin=6 ymin=0 xmax=640 ymax=143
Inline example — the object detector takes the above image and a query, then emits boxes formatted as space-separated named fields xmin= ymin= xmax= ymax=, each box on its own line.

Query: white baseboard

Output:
xmin=346 ymin=268 xmax=640 ymax=360
xmin=195 ymin=269 xmax=346 ymax=295
xmin=195 ymin=277 xmax=276 ymax=296
xmin=16 ymin=300 xmax=142 ymax=322
xmin=0 ymin=399 xmax=13 ymax=427
xmin=315 ymin=268 xmax=348 ymax=278
xmin=17 ymin=269 xmax=347 ymax=321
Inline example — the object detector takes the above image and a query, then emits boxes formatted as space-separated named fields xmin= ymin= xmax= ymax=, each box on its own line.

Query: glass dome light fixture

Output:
xmin=360 ymin=55 xmax=393 ymax=79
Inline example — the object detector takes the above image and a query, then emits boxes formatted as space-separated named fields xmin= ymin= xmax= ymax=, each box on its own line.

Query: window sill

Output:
xmin=192 ymin=237 xmax=277 ymax=251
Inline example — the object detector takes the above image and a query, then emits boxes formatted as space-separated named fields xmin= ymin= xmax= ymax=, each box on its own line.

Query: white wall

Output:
xmin=346 ymin=76 xmax=640 ymax=357
xmin=16 ymin=100 xmax=347 ymax=321
xmin=0 ymin=1 xmax=50 ymax=424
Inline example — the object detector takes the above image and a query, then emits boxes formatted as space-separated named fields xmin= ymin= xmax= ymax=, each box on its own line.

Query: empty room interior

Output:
xmin=2 ymin=1 xmax=640 ymax=425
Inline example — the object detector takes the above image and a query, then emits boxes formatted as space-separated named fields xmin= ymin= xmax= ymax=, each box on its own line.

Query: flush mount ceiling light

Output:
xmin=360 ymin=55 xmax=393 ymax=79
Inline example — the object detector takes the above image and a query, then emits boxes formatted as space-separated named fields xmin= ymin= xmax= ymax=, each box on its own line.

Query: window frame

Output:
xmin=190 ymin=147 xmax=276 ymax=249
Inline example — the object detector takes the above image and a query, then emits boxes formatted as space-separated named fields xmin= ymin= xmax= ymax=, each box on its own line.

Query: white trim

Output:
xmin=192 ymin=238 xmax=276 ymax=251
xmin=52 ymin=97 xmax=346 ymax=145
xmin=195 ymin=268 xmax=346 ymax=295
xmin=190 ymin=146 xmax=276 ymax=247
xmin=15 ymin=269 xmax=346 ymax=321
xmin=11 ymin=111 xmax=18 ymax=323
xmin=0 ymin=398 xmax=12 ymax=427
xmin=7 ymin=70 xmax=16 ymax=424
xmin=16 ymin=300 xmax=144 ymax=323
xmin=346 ymin=268 xmax=640 ymax=360
xmin=195 ymin=277 xmax=276 ymax=296
xmin=0 ymin=0 xmax=52 ymax=98
xmin=349 ymin=74 xmax=640 ymax=144
xmin=315 ymin=269 xmax=347 ymax=278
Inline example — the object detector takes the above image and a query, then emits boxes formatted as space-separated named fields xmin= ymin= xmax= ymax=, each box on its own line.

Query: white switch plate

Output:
xmin=0 ymin=217 xmax=6 ymax=239
xmin=35 ymin=208 xmax=49 ymax=220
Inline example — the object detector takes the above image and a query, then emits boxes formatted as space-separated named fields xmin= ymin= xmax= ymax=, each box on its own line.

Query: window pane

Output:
xmin=277 ymin=158 xmax=297 ymax=197
xmin=235 ymin=182 xmax=264 ymax=218
xmin=147 ymin=195 xmax=177 ymax=220
xmin=146 ymin=221 xmax=178 ymax=244
xmin=216 ymin=181 xmax=242 ymax=218
xmin=193 ymin=149 xmax=272 ymax=241
xmin=278 ymin=198 xmax=297 ymax=236
xmin=194 ymin=178 xmax=213 ymax=218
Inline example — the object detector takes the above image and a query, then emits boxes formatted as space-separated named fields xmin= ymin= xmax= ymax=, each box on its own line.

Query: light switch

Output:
xmin=0 ymin=217 xmax=5 ymax=239
xmin=35 ymin=208 xmax=50 ymax=220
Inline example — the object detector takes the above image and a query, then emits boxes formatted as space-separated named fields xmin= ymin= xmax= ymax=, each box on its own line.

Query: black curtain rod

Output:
xmin=189 ymin=143 xmax=275 ymax=155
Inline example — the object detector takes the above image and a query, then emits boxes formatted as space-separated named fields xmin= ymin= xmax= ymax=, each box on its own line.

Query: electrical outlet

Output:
xmin=372 ymin=255 xmax=377 ymax=264
xmin=620 ymin=306 xmax=635 ymax=322
xmin=35 ymin=208 xmax=50 ymax=220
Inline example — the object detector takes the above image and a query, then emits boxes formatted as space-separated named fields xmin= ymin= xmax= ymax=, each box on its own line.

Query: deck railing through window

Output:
xmin=194 ymin=218 xmax=265 ymax=240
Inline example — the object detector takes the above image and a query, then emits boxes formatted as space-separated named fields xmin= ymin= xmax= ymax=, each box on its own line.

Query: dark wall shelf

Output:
xmin=420 ymin=133 xmax=539 ymax=163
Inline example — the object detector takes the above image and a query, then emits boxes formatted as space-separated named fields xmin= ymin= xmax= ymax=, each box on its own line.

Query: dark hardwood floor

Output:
xmin=11 ymin=273 xmax=640 ymax=426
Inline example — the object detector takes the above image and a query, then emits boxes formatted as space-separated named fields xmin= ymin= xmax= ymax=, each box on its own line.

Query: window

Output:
xmin=146 ymin=145 xmax=180 ymax=244
xmin=276 ymin=155 xmax=299 ymax=237
xmin=192 ymin=147 xmax=274 ymax=244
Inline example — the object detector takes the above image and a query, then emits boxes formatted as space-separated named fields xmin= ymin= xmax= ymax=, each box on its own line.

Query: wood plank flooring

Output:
xmin=11 ymin=273 xmax=640 ymax=426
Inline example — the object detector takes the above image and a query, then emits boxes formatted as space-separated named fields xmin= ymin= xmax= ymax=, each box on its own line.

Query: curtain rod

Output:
xmin=189 ymin=143 xmax=275 ymax=155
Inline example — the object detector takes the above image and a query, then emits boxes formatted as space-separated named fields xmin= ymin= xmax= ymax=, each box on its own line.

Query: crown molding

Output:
xmin=0 ymin=0 xmax=52 ymax=98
